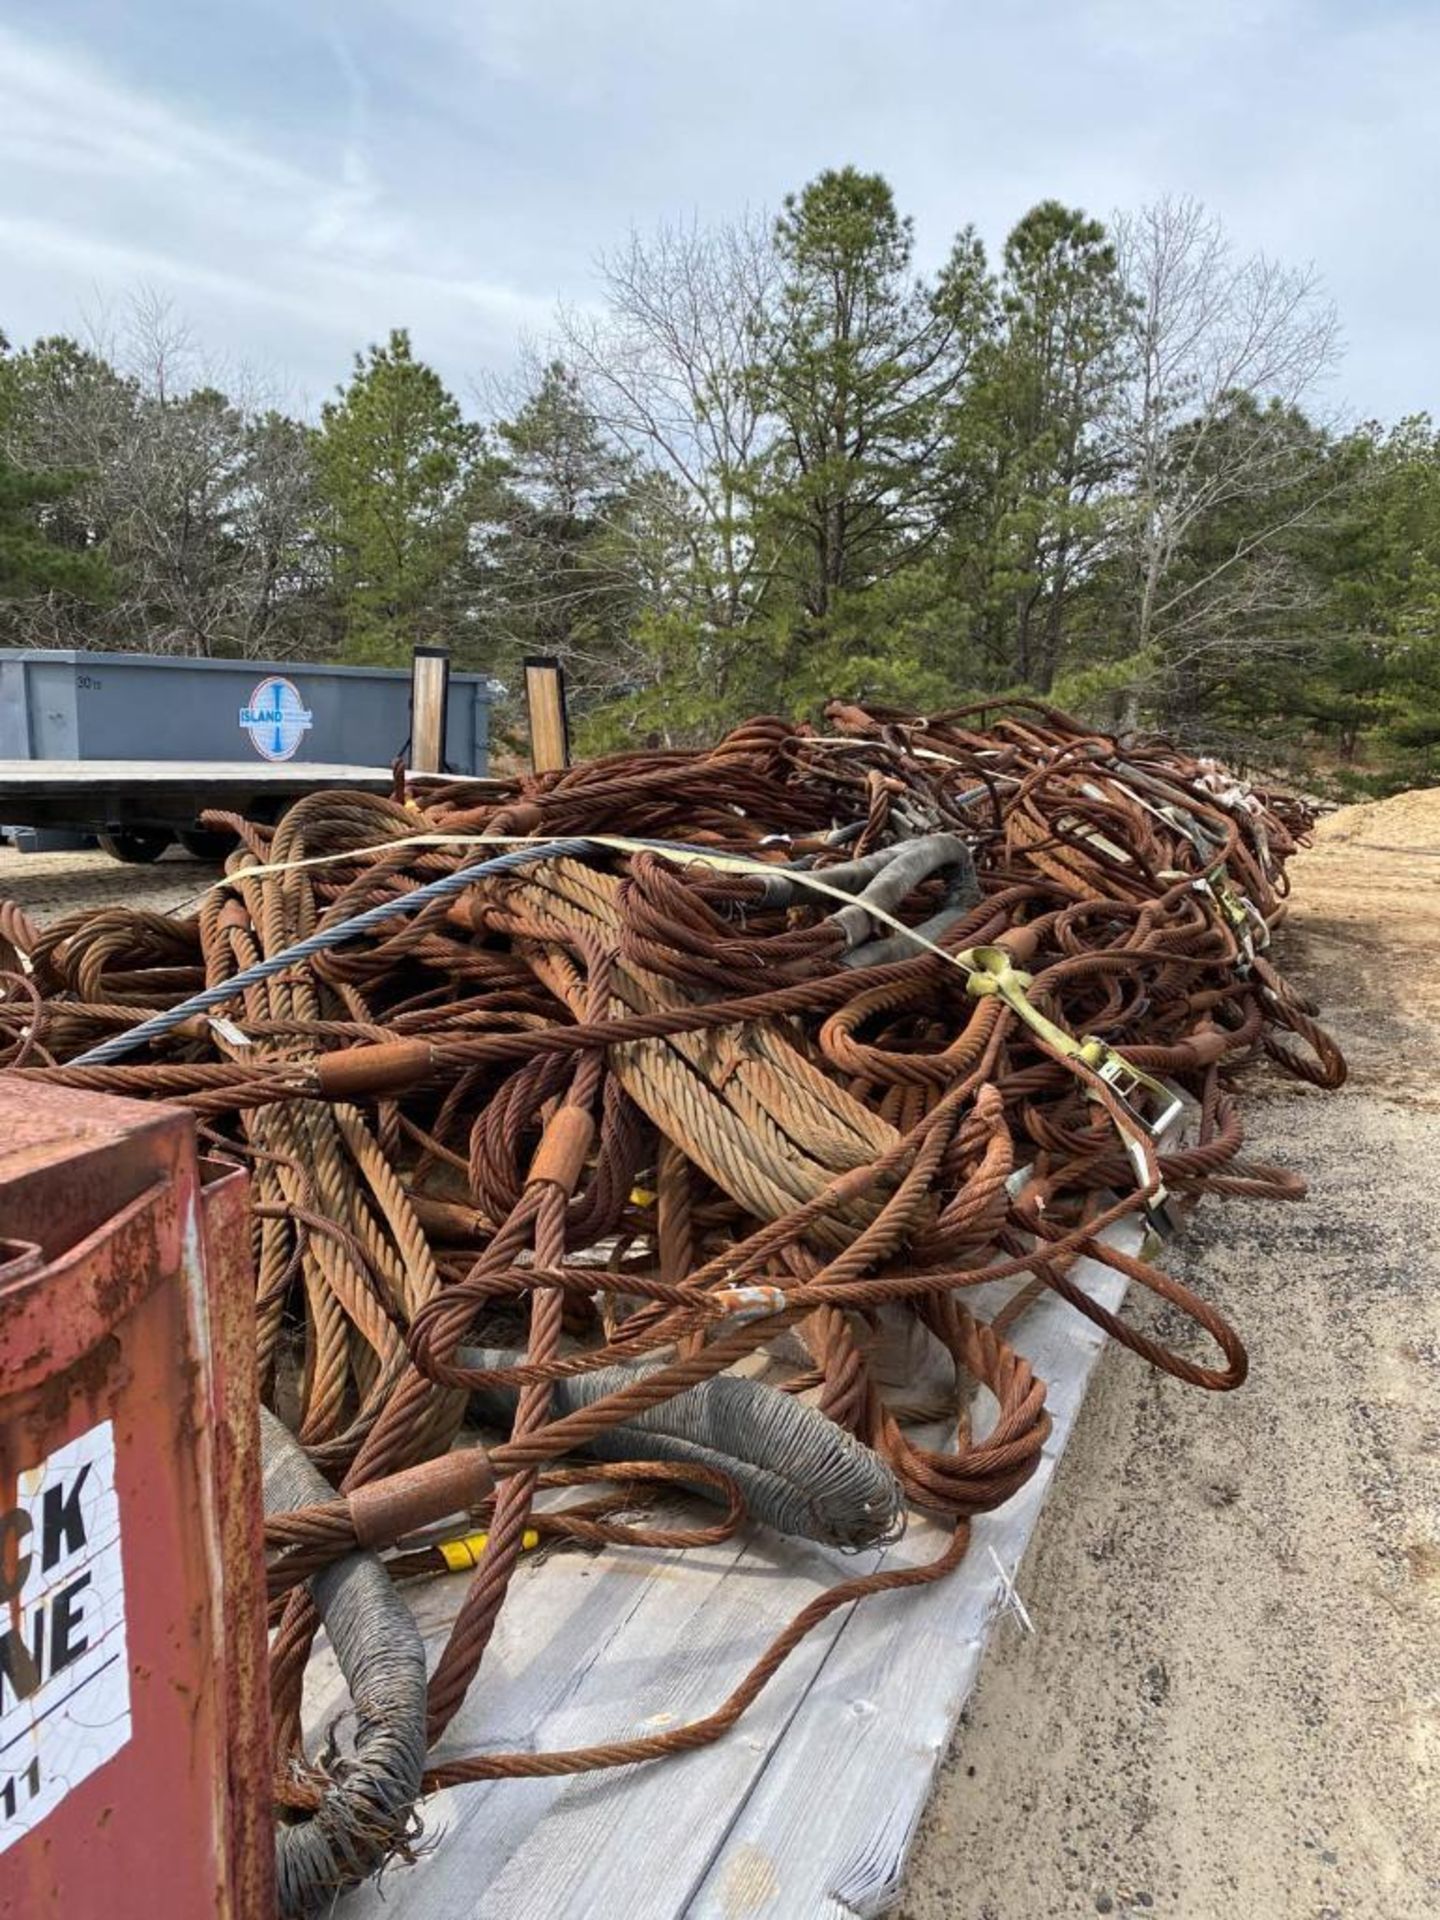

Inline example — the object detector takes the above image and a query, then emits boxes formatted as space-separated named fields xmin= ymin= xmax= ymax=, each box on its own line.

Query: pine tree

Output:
xmin=311 ymin=329 xmax=483 ymax=661
xmin=488 ymin=362 xmax=637 ymax=676
xmin=960 ymin=203 xmax=1129 ymax=692
xmin=0 ymin=451 xmax=110 ymax=599
xmin=749 ymin=168 xmax=991 ymax=697
xmin=0 ymin=334 xmax=109 ymax=605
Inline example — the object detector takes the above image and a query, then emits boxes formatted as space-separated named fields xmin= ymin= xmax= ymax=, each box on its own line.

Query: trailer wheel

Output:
xmin=98 ymin=828 xmax=174 ymax=864
xmin=178 ymin=828 xmax=232 ymax=861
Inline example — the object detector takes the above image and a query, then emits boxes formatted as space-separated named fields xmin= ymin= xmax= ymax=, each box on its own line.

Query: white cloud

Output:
xmin=0 ymin=29 xmax=304 ymax=192
xmin=1 ymin=3 xmax=1437 ymax=420
xmin=0 ymin=18 xmax=553 ymax=398
xmin=302 ymin=22 xmax=397 ymax=257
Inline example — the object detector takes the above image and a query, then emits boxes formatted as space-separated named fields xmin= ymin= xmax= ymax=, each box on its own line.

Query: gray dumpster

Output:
xmin=0 ymin=648 xmax=494 ymax=859
xmin=0 ymin=648 xmax=492 ymax=771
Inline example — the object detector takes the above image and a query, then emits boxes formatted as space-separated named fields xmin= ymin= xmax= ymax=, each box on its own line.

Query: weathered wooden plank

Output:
xmin=316 ymin=1527 xmax=879 ymax=1918
xmin=303 ymin=1218 xmax=1140 ymax=1919
xmin=301 ymin=1524 xmax=754 ymax=1901
xmin=471 ymin=1536 xmax=858 ymax=1919
xmin=685 ymin=1220 xmax=1140 ymax=1920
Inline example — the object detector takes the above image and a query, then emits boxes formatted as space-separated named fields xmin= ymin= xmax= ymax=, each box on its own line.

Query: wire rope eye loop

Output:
xmin=958 ymin=944 xmax=1030 ymax=1001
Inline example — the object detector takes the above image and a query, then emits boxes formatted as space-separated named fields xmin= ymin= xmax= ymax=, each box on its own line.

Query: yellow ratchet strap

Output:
xmin=958 ymin=943 xmax=1185 ymax=1232
xmin=1193 ymin=870 xmax=1265 ymax=972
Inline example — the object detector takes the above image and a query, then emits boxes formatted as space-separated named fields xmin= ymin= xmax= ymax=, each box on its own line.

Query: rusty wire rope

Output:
xmin=0 ymin=699 xmax=1345 ymax=1911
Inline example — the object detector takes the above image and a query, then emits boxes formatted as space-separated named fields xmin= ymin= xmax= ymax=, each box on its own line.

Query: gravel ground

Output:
xmin=4 ymin=809 xmax=1437 ymax=1920
xmin=904 ymin=802 xmax=1440 ymax=1920
xmin=0 ymin=842 xmax=219 ymax=919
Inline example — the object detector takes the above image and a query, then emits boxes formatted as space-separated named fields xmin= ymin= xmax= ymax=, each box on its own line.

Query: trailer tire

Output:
xmin=178 ymin=828 xmax=231 ymax=861
xmin=98 ymin=827 xmax=174 ymax=864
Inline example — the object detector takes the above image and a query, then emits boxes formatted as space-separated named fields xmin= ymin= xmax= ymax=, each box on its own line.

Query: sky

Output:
xmin=1 ymin=0 xmax=1435 ymax=422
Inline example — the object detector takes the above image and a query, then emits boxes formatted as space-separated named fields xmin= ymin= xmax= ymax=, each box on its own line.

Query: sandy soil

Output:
xmin=4 ymin=801 xmax=1437 ymax=1920
xmin=0 ymin=841 xmax=220 ymax=920
xmin=905 ymin=792 xmax=1440 ymax=1920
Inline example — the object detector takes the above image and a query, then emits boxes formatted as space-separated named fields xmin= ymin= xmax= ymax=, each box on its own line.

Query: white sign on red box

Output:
xmin=0 ymin=1419 xmax=131 ymax=1850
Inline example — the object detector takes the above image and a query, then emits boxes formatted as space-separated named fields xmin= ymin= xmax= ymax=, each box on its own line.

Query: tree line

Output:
xmin=3 ymin=172 xmax=1438 ymax=790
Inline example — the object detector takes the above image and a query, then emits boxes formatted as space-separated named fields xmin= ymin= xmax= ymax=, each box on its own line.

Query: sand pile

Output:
xmin=1311 ymin=783 xmax=1440 ymax=851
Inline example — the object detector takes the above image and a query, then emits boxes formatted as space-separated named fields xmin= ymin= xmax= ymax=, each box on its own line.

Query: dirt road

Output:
xmin=3 ymin=796 xmax=1436 ymax=1920
xmin=905 ymin=793 xmax=1440 ymax=1920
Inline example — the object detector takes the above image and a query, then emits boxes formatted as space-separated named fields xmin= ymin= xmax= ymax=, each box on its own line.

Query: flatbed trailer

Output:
xmin=0 ymin=759 xmax=400 ymax=859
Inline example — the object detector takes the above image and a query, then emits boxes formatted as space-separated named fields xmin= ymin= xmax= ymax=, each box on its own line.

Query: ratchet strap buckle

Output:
xmin=962 ymin=943 xmax=1185 ymax=1235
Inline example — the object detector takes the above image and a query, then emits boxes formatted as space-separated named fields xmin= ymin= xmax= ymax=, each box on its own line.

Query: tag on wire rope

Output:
xmin=986 ymin=1543 xmax=1035 ymax=1635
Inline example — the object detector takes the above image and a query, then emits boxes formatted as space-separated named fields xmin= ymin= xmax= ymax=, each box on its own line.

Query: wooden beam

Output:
xmin=410 ymin=647 xmax=451 ymax=774
xmin=524 ymin=657 xmax=570 ymax=774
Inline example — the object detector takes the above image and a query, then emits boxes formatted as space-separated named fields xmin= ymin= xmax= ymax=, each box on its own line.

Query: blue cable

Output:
xmin=71 ymin=837 xmax=599 ymax=1067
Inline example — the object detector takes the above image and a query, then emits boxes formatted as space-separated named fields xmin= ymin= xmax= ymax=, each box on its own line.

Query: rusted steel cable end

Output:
xmin=314 ymin=1038 xmax=438 ymax=1099
xmin=346 ymin=1446 xmax=497 ymax=1553
xmin=525 ymin=1104 xmax=597 ymax=1195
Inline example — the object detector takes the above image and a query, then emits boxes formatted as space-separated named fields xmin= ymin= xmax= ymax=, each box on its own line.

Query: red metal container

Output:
xmin=0 ymin=1078 xmax=273 ymax=1919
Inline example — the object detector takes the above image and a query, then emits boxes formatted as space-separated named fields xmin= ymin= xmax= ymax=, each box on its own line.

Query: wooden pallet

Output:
xmin=304 ymin=1217 xmax=1140 ymax=1920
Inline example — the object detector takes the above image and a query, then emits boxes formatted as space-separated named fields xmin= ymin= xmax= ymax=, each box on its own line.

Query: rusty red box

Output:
xmin=0 ymin=1078 xmax=272 ymax=1918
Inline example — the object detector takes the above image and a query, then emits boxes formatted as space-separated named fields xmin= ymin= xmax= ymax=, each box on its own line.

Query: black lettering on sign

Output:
xmin=1 ymin=1757 xmax=42 ymax=1820
xmin=0 ymin=1423 xmax=129 ymax=1837
xmin=0 ymin=1508 xmax=33 ymax=1604
xmin=0 ymin=1614 xmax=42 ymax=1709
xmin=49 ymin=1574 xmax=90 ymax=1675
xmin=0 ymin=1571 xmax=93 ymax=1709
xmin=42 ymin=1464 xmax=90 ymax=1571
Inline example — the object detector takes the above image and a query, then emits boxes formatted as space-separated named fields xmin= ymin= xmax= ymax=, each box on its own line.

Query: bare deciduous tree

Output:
xmin=556 ymin=214 xmax=782 ymax=633
xmin=0 ymin=291 xmax=322 ymax=658
xmin=1109 ymin=197 xmax=1343 ymax=692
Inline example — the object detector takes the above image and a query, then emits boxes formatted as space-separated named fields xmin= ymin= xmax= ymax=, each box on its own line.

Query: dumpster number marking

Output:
xmin=240 ymin=674 xmax=314 ymax=760
xmin=0 ymin=1420 xmax=131 ymax=1852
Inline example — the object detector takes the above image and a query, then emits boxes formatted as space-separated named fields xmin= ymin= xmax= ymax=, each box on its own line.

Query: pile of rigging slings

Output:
xmin=0 ymin=700 xmax=1346 ymax=1913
